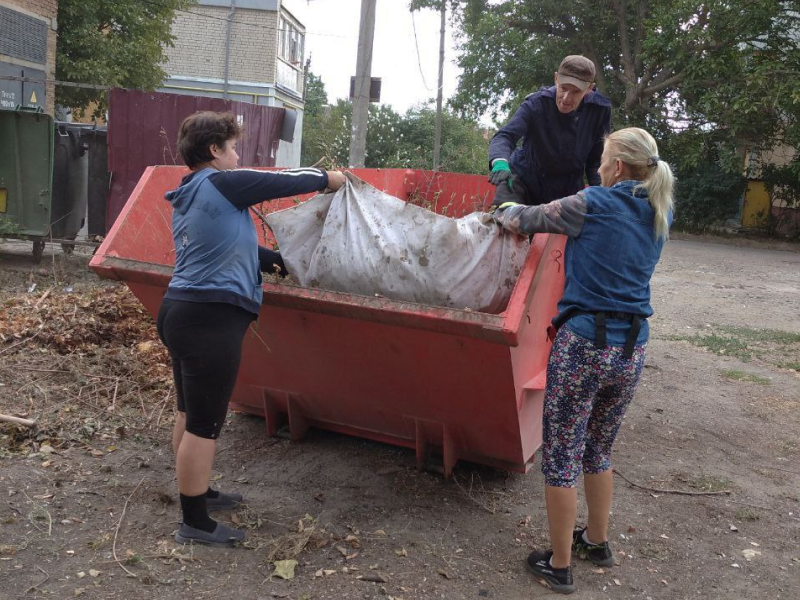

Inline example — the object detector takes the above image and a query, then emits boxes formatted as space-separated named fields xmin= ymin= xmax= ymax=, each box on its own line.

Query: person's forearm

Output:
xmin=494 ymin=194 xmax=587 ymax=237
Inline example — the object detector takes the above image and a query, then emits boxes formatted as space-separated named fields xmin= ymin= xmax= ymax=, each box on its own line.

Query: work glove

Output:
xmin=488 ymin=159 xmax=513 ymax=191
xmin=482 ymin=201 xmax=521 ymax=225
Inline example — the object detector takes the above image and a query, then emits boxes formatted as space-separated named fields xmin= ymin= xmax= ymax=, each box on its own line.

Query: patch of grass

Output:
xmin=670 ymin=325 xmax=800 ymax=362
xmin=734 ymin=508 xmax=760 ymax=522
xmin=720 ymin=370 xmax=772 ymax=385
xmin=719 ymin=326 xmax=800 ymax=345
xmin=778 ymin=361 xmax=800 ymax=371
xmin=87 ymin=533 xmax=111 ymax=550
xmin=672 ymin=332 xmax=754 ymax=360
xmin=689 ymin=475 xmax=733 ymax=493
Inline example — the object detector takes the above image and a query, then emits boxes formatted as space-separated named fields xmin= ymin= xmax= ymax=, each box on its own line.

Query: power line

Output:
xmin=410 ymin=10 xmax=433 ymax=92
xmin=138 ymin=0 xmax=352 ymax=39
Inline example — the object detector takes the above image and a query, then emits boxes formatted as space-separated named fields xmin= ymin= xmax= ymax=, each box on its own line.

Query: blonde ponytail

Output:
xmin=605 ymin=128 xmax=675 ymax=240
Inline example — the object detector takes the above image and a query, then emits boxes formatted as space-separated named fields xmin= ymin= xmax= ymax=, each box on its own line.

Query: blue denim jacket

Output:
xmin=494 ymin=180 xmax=672 ymax=345
xmin=561 ymin=181 xmax=671 ymax=345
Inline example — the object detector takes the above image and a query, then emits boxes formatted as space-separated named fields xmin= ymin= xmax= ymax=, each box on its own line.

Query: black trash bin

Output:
xmin=51 ymin=122 xmax=90 ymax=250
xmin=84 ymin=127 xmax=109 ymax=239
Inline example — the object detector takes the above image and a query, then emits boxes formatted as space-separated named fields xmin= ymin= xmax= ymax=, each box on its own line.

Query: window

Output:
xmin=279 ymin=15 xmax=304 ymax=66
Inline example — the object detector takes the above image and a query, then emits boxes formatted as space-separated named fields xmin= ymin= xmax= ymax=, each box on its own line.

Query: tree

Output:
xmin=414 ymin=2 xmax=798 ymax=142
xmin=412 ymin=0 xmax=800 ymax=227
xmin=301 ymin=91 xmax=488 ymax=174
xmin=396 ymin=103 xmax=488 ymax=174
xmin=300 ymin=72 xmax=329 ymax=166
xmin=56 ymin=0 xmax=194 ymax=113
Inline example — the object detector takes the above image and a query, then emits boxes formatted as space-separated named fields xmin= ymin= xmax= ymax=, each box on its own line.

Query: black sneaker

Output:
xmin=206 ymin=491 xmax=243 ymax=512
xmin=525 ymin=550 xmax=575 ymax=595
xmin=174 ymin=522 xmax=245 ymax=547
xmin=572 ymin=527 xmax=614 ymax=567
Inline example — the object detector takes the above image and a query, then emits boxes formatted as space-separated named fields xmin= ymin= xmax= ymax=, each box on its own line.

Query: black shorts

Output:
xmin=156 ymin=299 xmax=255 ymax=440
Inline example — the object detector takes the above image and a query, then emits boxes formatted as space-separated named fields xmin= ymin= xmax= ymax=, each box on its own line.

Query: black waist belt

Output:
xmin=547 ymin=309 xmax=644 ymax=359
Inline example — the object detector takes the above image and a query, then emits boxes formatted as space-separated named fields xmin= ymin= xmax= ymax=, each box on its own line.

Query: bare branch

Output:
xmin=610 ymin=0 xmax=636 ymax=79
xmin=633 ymin=0 xmax=647 ymax=75
xmin=643 ymin=73 xmax=685 ymax=96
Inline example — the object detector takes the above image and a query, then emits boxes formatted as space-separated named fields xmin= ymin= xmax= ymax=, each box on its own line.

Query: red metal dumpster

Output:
xmin=89 ymin=167 xmax=566 ymax=476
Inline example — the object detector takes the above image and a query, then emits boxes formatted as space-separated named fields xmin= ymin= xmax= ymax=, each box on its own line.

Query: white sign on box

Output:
xmin=265 ymin=173 xmax=529 ymax=314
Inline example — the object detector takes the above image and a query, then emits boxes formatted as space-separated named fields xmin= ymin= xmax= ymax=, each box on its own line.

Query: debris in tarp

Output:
xmin=266 ymin=173 xmax=529 ymax=314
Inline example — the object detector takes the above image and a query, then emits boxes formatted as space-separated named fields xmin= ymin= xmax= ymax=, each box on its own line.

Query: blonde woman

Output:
xmin=493 ymin=127 xmax=674 ymax=594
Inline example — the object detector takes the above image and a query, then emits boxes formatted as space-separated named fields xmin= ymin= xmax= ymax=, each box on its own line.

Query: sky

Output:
xmin=283 ymin=0 xmax=462 ymax=115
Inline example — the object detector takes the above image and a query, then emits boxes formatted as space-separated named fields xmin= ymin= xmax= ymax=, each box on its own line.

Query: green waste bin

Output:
xmin=0 ymin=107 xmax=54 ymax=262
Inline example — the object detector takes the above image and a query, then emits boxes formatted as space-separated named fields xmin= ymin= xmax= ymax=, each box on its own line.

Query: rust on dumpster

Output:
xmin=90 ymin=166 xmax=566 ymax=476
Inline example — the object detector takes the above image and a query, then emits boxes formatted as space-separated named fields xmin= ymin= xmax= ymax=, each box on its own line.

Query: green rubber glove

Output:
xmin=488 ymin=160 xmax=513 ymax=191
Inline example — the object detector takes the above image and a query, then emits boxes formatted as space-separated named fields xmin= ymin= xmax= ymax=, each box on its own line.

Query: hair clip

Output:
xmin=647 ymin=156 xmax=660 ymax=167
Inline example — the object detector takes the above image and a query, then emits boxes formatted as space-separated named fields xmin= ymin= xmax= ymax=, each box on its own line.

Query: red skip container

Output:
xmin=89 ymin=167 xmax=566 ymax=476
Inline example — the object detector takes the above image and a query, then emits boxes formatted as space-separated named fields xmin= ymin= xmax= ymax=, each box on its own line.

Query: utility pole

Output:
xmin=223 ymin=0 xmax=237 ymax=100
xmin=349 ymin=0 xmax=377 ymax=168
xmin=432 ymin=1 xmax=446 ymax=171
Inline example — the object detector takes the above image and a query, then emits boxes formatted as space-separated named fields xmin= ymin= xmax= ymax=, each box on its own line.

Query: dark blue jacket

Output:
xmin=489 ymin=86 xmax=612 ymax=205
xmin=164 ymin=167 xmax=329 ymax=315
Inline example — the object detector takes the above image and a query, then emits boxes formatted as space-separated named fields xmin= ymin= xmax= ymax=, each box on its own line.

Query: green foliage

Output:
xmin=424 ymin=0 xmax=800 ymax=223
xmin=762 ymin=159 xmax=800 ymax=237
xmin=301 ymin=71 xmax=488 ymax=174
xmin=300 ymin=72 xmax=330 ymax=167
xmin=56 ymin=0 xmax=195 ymax=114
xmin=394 ymin=102 xmax=488 ymax=173
xmin=0 ymin=215 xmax=21 ymax=236
xmin=672 ymin=162 xmax=746 ymax=232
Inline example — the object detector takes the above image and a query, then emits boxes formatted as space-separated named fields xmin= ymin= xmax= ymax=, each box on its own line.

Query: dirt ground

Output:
xmin=0 ymin=235 xmax=798 ymax=600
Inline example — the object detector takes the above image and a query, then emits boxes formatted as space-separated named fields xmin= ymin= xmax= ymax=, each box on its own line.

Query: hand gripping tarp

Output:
xmin=265 ymin=173 xmax=529 ymax=314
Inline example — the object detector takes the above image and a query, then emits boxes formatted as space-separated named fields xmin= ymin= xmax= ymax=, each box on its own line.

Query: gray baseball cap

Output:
xmin=557 ymin=55 xmax=596 ymax=91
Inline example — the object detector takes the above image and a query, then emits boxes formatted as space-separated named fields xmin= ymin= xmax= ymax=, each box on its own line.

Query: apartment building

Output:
xmin=161 ymin=0 xmax=306 ymax=166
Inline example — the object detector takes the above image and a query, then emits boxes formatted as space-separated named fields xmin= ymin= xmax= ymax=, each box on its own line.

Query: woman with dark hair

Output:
xmin=493 ymin=127 xmax=674 ymax=594
xmin=157 ymin=111 xmax=345 ymax=546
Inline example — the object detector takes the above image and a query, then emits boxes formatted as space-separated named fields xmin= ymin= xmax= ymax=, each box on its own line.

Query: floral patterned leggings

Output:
xmin=541 ymin=327 xmax=647 ymax=488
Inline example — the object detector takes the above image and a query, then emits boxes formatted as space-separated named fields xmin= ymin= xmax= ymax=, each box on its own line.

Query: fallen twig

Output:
xmin=109 ymin=379 xmax=119 ymax=411
xmin=24 ymin=566 xmax=50 ymax=594
xmin=614 ymin=470 xmax=731 ymax=496
xmin=0 ymin=413 xmax=36 ymax=428
xmin=452 ymin=475 xmax=496 ymax=514
xmin=249 ymin=206 xmax=271 ymax=226
xmin=152 ymin=389 xmax=172 ymax=429
xmin=113 ymin=476 xmax=147 ymax=578
xmin=34 ymin=288 xmax=52 ymax=310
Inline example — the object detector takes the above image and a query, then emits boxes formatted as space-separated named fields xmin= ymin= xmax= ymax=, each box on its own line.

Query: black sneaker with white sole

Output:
xmin=572 ymin=527 xmax=614 ymax=567
xmin=525 ymin=550 xmax=575 ymax=595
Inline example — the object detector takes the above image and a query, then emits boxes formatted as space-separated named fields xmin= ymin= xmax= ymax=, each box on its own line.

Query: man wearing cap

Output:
xmin=488 ymin=55 xmax=612 ymax=207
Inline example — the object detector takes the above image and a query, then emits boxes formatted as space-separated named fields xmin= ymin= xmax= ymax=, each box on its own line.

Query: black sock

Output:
xmin=180 ymin=493 xmax=216 ymax=532
xmin=206 ymin=488 xmax=220 ymax=499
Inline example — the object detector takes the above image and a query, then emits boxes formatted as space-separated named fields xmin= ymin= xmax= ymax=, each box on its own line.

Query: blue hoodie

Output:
xmin=164 ymin=167 xmax=329 ymax=315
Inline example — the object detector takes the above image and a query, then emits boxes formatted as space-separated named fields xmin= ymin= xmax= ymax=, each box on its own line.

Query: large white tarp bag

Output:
xmin=265 ymin=173 xmax=529 ymax=314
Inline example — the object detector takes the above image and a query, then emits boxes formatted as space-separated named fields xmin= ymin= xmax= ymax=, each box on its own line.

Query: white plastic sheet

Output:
xmin=265 ymin=173 xmax=529 ymax=314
